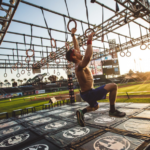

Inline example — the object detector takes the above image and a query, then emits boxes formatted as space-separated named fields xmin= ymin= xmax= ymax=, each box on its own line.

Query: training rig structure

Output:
xmin=0 ymin=0 xmax=150 ymax=101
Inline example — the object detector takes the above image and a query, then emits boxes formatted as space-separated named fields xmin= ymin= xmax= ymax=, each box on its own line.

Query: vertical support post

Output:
xmin=126 ymin=92 xmax=130 ymax=99
xmin=67 ymin=74 xmax=75 ymax=104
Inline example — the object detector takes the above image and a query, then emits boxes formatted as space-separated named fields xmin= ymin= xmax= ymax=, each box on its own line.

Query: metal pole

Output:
xmin=0 ymin=0 xmax=21 ymax=45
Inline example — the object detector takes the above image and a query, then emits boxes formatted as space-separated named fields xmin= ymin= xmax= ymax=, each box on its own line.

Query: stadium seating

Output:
xmin=2 ymin=88 xmax=21 ymax=93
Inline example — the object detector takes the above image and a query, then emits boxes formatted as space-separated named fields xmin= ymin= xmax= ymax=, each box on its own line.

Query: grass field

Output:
xmin=98 ymin=98 xmax=150 ymax=103
xmin=117 ymin=80 xmax=150 ymax=86
xmin=0 ymin=82 xmax=150 ymax=117
xmin=116 ymin=82 xmax=150 ymax=95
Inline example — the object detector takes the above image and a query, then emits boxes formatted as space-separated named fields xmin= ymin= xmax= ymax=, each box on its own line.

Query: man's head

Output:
xmin=66 ymin=48 xmax=83 ymax=63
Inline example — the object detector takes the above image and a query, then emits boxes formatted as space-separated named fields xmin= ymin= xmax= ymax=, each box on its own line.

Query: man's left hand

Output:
xmin=71 ymin=28 xmax=77 ymax=34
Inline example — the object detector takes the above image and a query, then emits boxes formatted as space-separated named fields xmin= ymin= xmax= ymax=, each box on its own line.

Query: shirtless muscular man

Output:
xmin=66 ymin=28 xmax=126 ymax=127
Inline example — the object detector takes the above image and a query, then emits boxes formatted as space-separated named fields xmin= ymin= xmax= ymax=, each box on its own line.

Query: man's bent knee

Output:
xmin=104 ymin=83 xmax=117 ymax=92
xmin=112 ymin=83 xmax=117 ymax=90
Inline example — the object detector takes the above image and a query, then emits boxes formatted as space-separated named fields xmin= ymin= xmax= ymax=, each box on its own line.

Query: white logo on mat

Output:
xmin=38 ymin=109 xmax=49 ymax=113
xmin=63 ymin=127 xmax=90 ymax=138
xmin=0 ymin=133 xmax=29 ymax=147
xmin=94 ymin=116 xmax=115 ymax=123
xmin=96 ymin=108 xmax=109 ymax=112
xmin=59 ymin=111 xmax=74 ymax=117
xmin=23 ymin=144 xmax=49 ymax=150
xmin=1 ymin=126 xmax=21 ymax=136
xmin=123 ymin=119 xmax=150 ymax=134
xmin=32 ymin=118 xmax=52 ymax=125
xmin=71 ymin=106 xmax=80 ymax=109
xmin=65 ymin=106 xmax=80 ymax=109
xmin=93 ymin=136 xmax=130 ymax=150
xmin=0 ymin=121 xmax=18 ymax=129
xmin=24 ymin=115 xmax=42 ymax=121
xmin=74 ymin=113 xmax=92 ymax=119
xmin=45 ymin=121 xmax=67 ymax=129
xmin=47 ymin=110 xmax=64 ymax=115
xmin=0 ymin=119 xmax=8 ymax=124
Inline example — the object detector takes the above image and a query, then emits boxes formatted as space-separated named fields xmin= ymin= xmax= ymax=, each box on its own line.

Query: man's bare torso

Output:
xmin=75 ymin=65 xmax=94 ymax=92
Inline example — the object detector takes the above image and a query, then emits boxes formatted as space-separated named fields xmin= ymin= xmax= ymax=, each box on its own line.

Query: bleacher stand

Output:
xmin=2 ymin=87 xmax=21 ymax=93
xmin=20 ymin=87 xmax=35 ymax=92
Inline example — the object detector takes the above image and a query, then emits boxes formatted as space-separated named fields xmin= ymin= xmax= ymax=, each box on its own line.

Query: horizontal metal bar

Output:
xmin=1 ymin=2 xmax=15 ymax=8
xmin=0 ymin=7 xmax=8 ymax=12
xmin=0 ymin=31 xmax=5 ymax=33
xmin=0 ymin=62 xmax=69 ymax=69
xmin=0 ymin=54 xmax=42 ymax=59
xmin=1 ymin=42 xmax=104 ymax=53
xmin=2 ymin=40 xmax=58 ymax=49
xmin=7 ymin=31 xmax=66 ymax=43
xmin=0 ymin=58 xmax=37 ymax=62
xmin=0 ymin=67 xmax=66 ymax=69
xmin=0 ymin=46 xmax=102 ymax=53
xmin=12 ymin=19 xmax=79 ymax=36
xmin=0 ymin=18 xmax=9 ymax=22
xmin=0 ymin=47 xmax=52 ymax=53
xmin=0 ymin=62 xmax=67 ymax=66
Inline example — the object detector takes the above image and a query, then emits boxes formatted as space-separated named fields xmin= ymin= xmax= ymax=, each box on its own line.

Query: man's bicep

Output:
xmin=76 ymin=46 xmax=80 ymax=52
xmin=74 ymin=46 xmax=80 ymax=52
xmin=74 ymin=41 xmax=80 ymax=52
xmin=78 ymin=57 xmax=90 ymax=69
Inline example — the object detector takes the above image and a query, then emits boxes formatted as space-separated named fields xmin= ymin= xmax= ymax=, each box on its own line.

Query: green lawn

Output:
xmin=0 ymin=90 xmax=73 ymax=115
xmin=117 ymin=80 xmax=150 ymax=86
xmin=117 ymin=83 xmax=150 ymax=95
xmin=0 ymin=98 xmax=71 ymax=118
xmin=0 ymin=82 xmax=150 ymax=118
xmin=98 ymin=98 xmax=150 ymax=103
xmin=0 ymin=89 xmax=80 ymax=103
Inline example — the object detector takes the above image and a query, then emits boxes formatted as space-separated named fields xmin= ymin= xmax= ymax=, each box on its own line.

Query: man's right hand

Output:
xmin=88 ymin=32 xmax=95 ymax=41
xmin=71 ymin=28 xmax=77 ymax=34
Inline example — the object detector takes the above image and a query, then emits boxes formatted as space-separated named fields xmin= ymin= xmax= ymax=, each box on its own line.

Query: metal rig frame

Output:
xmin=0 ymin=0 xmax=150 ymax=77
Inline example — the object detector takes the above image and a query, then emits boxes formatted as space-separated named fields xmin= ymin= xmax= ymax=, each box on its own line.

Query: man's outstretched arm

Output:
xmin=71 ymin=28 xmax=80 ymax=52
xmin=78 ymin=32 xmax=95 ymax=69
